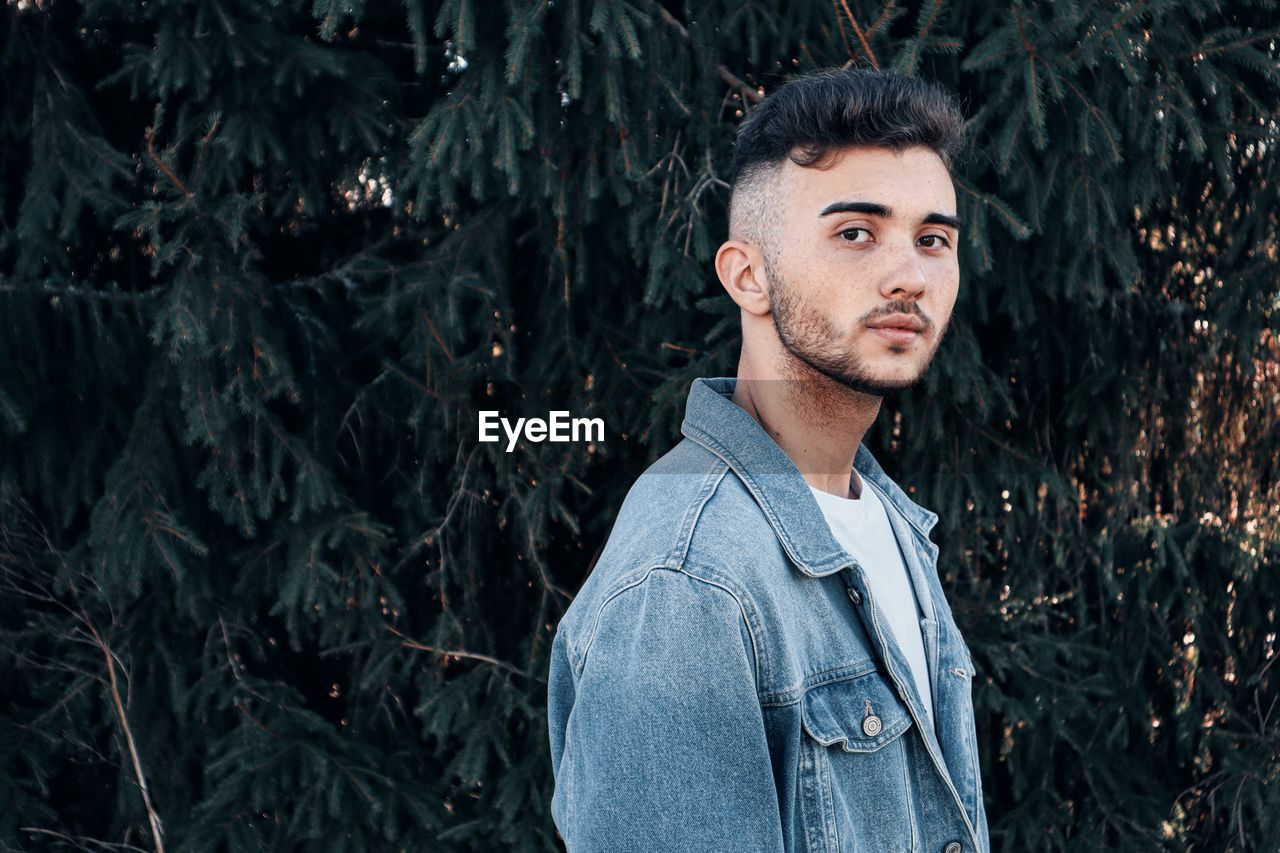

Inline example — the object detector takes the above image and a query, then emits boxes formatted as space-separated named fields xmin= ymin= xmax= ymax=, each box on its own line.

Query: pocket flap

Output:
xmin=801 ymin=669 xmax=913 ymax=753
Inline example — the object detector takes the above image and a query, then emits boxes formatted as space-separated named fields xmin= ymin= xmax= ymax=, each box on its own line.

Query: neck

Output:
xmin=731 ymin=351 xmax=881 ymax=499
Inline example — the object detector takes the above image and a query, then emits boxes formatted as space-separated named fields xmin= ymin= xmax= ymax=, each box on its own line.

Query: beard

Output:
xmin=764 ymin=251 xmax=945 ymax=399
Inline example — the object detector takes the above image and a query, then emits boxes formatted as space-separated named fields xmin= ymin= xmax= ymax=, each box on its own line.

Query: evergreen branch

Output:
xmin=1012 ymin=4 xmax=1038 ymax=59
xmin=18 ymin=677 xmax=94 ymax=730
xmin=0 ymin=276 xmax=161 ymax=301
xmin=524 ymin=523 xmax=573 ymax=603
xmin=953 ymin=407 xmax=1042 ymax=466
xmin=799 ymin=40 xmax=820 ymax=69
xmin=1062 ymin=0 xmax=1151 ymax=62
xmin=383 ymin=623 xmax=530 ymax=678
xmin=19 ymin=827 xmax=151 ymax=852
xmin=828 ymin=1 xmax=856 ymax=60
xmin=84 ymin=617 xmax=165 ymax=853
xmin=421 ymin=307 xmax=456 ymax=362
xmin=1171 ymin=28 xmax=1280 ymax=62
xmin=716 ymin=65 xmax=763 ymax=105
xmin=617 ymin=124 xmax=633 ymax=179
xmin=601 ymin=325 xmax=648 ymax=393
xmin=527 ymin=586 xmax=551 ymax=674
xmin=1061 ymin=76 xmax=1123 ymax=163
xmin=379 ymin=359 xmax=455 ymax=402
xmin=898 ymin=0 xmax=944 ymax=73
xmin=656 ymin=7 xmax=763 ymax=106
xmin=661 ymin=77 xmax=692 ymax=116
xmin=274 ymin=232 xmax=396 ymax=294
xmin=650 ymin=129 xmax=690 ymax=225
xmin=143 ymin=125 xmax=190 ymax=199
xmin=416 ymin=443 xmax=480 ymax=548
xmin=216 ymin=616 xmax=385 ymax=807
xmin=190 ymin=115 xmax=221 ymax=194
xmin=953 ymin=176 xmax=1033 ymax=240
xmin=231 ymin=698 xmax=381 ymax=806
xmin=391 ymin=442 xmax=476 ymax=628
xmin=867 ymin=0 xmax=898 ymax=38
xmin=654 ymin=5 xmax=689 ymax=41
xmin=835 ymin=0 xmax=880 ymax=69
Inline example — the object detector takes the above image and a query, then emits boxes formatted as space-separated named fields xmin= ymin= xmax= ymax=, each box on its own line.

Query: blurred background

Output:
xmin=1 ymin=0 xmax=1278 ymax=850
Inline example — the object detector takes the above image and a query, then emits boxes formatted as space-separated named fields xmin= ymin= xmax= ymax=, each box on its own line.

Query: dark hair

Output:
xmin=728 ymin=67 xmax=968 ymax=243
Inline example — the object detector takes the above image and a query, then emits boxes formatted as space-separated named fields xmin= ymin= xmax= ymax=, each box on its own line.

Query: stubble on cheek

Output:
xmin=772 ymin=285 xmax=866 ymax=420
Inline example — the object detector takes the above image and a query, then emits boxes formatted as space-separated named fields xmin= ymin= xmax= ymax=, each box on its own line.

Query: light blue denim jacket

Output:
xmin=548 ymin=377 xmax=989 ymax=853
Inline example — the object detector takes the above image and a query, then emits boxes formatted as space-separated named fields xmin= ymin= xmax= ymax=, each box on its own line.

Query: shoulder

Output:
xmin=555 ymin=439 xmax=782 ymax=667
xmin=561 ymin=565 xmax=756 ymax=678
xmin=566 ymin=437 xmax=730 ymax=601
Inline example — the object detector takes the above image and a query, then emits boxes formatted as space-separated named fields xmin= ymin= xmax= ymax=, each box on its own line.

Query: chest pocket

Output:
xmin=797 ymin=669 xmax=917 ymax=852
xmin=801 ymin=668 xmax=913 ymax=752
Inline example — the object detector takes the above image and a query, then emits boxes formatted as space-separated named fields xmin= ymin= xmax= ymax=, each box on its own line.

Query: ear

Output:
xmin=715 ymin=239 xmax=771 ymax=317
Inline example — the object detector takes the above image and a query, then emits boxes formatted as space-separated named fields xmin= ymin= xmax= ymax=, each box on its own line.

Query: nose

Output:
xmin=880 ymin=240 xmax=929 ymax=300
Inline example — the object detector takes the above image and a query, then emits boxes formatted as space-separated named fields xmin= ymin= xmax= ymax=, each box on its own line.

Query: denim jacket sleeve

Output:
xmin=547 ymin=568 xmax=785 ymax=852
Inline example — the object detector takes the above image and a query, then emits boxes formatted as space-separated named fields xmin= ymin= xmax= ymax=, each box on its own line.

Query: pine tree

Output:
xmin=1 ymin=1 xmax=1277 ymax=850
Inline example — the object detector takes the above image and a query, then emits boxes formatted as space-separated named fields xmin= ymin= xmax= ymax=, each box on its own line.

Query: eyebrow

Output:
xmin=818 ymin=200 xmax=962 ymax=232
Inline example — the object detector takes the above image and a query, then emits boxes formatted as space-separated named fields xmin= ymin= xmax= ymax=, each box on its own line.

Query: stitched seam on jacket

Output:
xmin=819 ymin=742 xmax=838 ymax=853
xmin=798 ymin=738 xmax=827 ymax=853
xmin=571 ymin=570 xmax=656 ymax=676
xmin=572 ymin=565 xmax=766 ymax=702
xmin=760 ymin=660 xmax=888 ymax=708
xmin=656 ymin=563 xmax=769 ymax=701
xmin=567 ymin=456 xmax=728 ymax=675
xmin=666 ymin=458 xmax=730 ymax=567
xmin=902 ymin=737 xmax=918 ymax=853
xmin=683 ymin=422 xmax=847 ymax=571
xmin=674 ymin=465 xmax=782 ymax=693
xmin=966 ymin=679 xmax=981 ymax=825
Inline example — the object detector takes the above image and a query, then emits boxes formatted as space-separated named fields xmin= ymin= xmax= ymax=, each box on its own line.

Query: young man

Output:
xmin=547 ymin=68 xmax=988 ymax=853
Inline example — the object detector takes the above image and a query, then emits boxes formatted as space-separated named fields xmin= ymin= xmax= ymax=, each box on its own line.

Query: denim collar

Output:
xmin=680 ymin=376 xmax=939 ymax=578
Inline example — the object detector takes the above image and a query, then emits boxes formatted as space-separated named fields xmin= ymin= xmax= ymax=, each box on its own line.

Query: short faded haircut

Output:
xmin=727 ymin=67 xmax=968 ymax=251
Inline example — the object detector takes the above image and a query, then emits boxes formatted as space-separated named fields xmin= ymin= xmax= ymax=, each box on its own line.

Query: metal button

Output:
xmin=861 ymin=714 xmax=882 ymax=737
xmin=943 ymin=842 xmax=962 ymax=853
xmin=846 ymin=587 xmax=862 ymax=605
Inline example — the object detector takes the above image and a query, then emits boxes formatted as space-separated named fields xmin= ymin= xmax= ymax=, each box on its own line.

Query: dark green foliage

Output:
xmin=1 ymin=0 xmax=1278 ymax=850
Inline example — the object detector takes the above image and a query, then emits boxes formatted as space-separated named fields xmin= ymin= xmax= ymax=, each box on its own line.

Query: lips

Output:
xmin=867 ymin=313 xmax=926 ymax=333
xmin=867 ymin=313 xmax=926 ymax=344
xmin=871 ymin=326 xmax=922 ymax=343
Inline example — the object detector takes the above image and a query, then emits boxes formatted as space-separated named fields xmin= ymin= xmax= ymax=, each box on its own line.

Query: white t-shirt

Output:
xmin=809 ymin=471 xmax=935 ymax=730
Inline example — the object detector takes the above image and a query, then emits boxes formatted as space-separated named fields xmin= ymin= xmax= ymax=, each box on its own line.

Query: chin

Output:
xmin=858 ymin=359 xmax=929 ymax=391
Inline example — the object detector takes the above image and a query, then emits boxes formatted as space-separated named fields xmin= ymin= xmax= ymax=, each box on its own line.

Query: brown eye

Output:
xmin=920 ymin=234 xmax=952 ymax=248
xmin=840 ymin=228 xmax=872 ymax=243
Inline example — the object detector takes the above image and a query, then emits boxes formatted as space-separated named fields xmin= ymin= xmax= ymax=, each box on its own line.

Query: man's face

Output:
xmin=764 ymin=144 xmax=960 ymax=397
